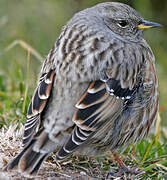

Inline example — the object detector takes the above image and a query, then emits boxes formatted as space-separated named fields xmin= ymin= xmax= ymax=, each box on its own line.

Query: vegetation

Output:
xmin=0 ymin=0 xmax=166 ymax=179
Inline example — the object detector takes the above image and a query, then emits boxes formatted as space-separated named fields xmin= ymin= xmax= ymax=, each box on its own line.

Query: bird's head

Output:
xmin=93 ymin=2 xmax=162 ymax=42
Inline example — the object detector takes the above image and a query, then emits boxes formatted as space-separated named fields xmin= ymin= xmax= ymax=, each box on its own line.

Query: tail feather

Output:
xmin=19 ymin=150 xmax=48 ymax=174
xmin=30 ymin=153 xmax=48 ymax=175
xmin=19 ymin=150 xmax=41 ymax=172
xmin=5 ymin=131 xmax=53 ymax=175
xmin=5 ymin=139 xmax=36 ymax=171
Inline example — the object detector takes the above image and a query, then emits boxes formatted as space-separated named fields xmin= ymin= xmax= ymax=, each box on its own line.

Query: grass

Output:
xmin=0 ymin=0 xmax=167 ymax=179
xmin=0 ymin=40 xmax=166 ymax=179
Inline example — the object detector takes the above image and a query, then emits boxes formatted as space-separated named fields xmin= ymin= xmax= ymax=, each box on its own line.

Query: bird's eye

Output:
xmin=117 ymin=20 xmax=128 ymax=28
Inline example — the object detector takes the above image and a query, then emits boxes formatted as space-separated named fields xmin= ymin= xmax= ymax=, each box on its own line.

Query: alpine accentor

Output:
xmin=5 ymin=2 xmax=161 ymax=176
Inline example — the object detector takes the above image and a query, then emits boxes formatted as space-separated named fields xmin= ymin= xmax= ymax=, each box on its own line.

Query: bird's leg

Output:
xmin=107 ymin=152 xmax=143 ymax=178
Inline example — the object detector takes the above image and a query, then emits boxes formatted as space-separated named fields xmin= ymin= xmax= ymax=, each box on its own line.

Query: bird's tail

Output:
xmin=4 ymin=131 xmax=55 ymax=175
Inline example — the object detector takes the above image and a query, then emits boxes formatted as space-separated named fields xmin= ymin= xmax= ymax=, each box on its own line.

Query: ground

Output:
xmin=0 ymin=121 xmax=167 ymax=179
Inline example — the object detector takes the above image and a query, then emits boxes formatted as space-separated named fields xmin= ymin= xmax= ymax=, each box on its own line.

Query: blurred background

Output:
xmin=0 ymin=0 xmax=166 ymax=127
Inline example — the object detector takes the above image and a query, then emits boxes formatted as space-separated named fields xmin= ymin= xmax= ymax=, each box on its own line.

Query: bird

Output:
xmin=5 ymin=2 xmax=161 ymax=177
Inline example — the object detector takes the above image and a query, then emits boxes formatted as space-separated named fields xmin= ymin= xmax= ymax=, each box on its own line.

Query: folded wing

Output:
xmin=56 ymin=78 xmax=131 ymax=160
xmin=23 ymin=69 xmax=55 ymax=147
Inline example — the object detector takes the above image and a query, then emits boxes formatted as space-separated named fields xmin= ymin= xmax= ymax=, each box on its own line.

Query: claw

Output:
xmin=106 ymin=152 xmax=145 ymax=179
xmin=106 ymin=166 xmax=144 ymax=179
xmin=106 ymin=169 xmax=124 ymax=179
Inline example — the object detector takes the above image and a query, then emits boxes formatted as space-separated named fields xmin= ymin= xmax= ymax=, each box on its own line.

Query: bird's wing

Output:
xmin=56 ymin=73 xmax=136 ymax=160
xmin=22 ymin=69 xmax=55 ymax=147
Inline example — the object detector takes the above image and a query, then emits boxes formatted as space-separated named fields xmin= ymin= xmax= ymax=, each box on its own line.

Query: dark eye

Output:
xmin=117 ymin=20 xmax=128 ymax=27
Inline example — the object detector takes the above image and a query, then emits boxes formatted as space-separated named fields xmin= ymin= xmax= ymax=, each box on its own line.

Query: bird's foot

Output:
xmin=106 ymin=165 xmax=144 ymax=179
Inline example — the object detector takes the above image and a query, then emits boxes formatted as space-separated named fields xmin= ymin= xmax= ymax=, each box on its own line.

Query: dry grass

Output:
xmin=0 ymin=123 xmax=166 ymax=179
xmin=0 ymin=125 xmax=91 ymax=180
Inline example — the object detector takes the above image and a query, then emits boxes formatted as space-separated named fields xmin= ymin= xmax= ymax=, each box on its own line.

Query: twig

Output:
xmin=0 ymin=40 xmax=43 ymax=62
xmin=155 ymin=113 xmax=161 ymax=143
xmin=140 ymin=112 xmax=161 ymax=166
xmin=22 ymin=50 xmax=31 ymax=114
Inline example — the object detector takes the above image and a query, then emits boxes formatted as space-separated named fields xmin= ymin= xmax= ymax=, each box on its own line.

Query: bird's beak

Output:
xmin=137 ymin=20 xmax=162 ymax=30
